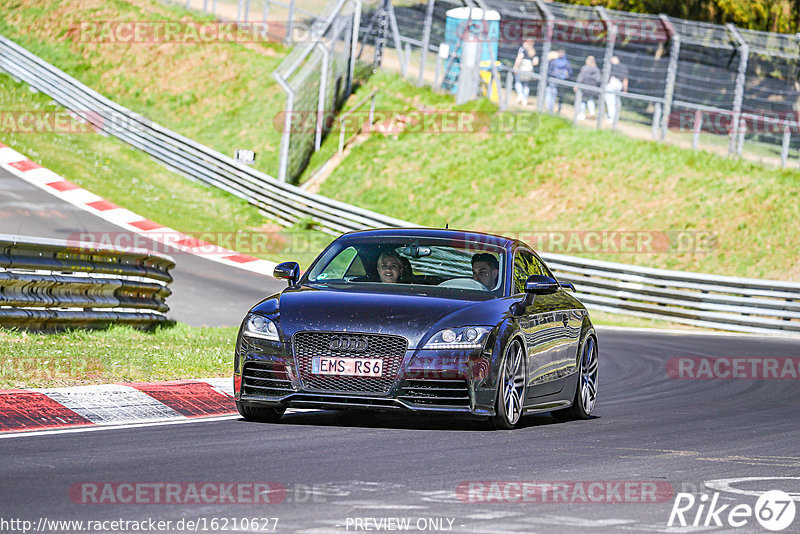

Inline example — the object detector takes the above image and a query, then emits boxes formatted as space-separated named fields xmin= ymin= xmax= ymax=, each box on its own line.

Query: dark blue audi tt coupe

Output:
xmin=233 ymin=228 xmax=598 ymax=429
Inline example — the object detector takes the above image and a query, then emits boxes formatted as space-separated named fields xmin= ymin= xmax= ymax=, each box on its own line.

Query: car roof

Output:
xmin=340 ymin=227 xmax=518 ymax=251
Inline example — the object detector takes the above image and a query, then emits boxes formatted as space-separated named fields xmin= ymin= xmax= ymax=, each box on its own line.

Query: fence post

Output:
xmin=692 ymin=109 xmax=702 ymax=149
xmin=347 ymin=0 xmax=362 ymax=96
xmin=316 ymin=44 xmax=331 ymax=151
xmin=203 ymin=0 xmax=208 ymax=12
xmin=534 ymin=0 xmax=553 ymax=112
xmin=595 ymin=7 xmax=617 ymax=129
xmin=286 ymin=0 xmax=296 ymax=46
xmin=659 ymin=15 xmax=679 ymax=141
xmin=237 ymin=0 xmax=243 ymax=20
xmin=404 ymin=42 xmax=411 ymax=78
xmin=262 ymin=0 xmax=269 ymax=23
xmin=418 ymin=0 xmax=435 ymax=86
xmin=186 ymin=0 xmax=191 ymax=9
xmin=726 ymin=24 xmax=748 ymax=157
xmin=387 ymin=0 xmax=408 ymax=77
xmin=244 ymin=0 xmax=251 ymax=20
xmin=212 ymin=0 xmax=216 ymax=15
xmin=274 ymin=75 xmax=294 ymax=182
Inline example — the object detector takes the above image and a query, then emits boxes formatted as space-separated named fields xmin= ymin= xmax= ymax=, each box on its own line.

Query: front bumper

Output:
xmin=234 ymin=334 xmax=497 ymax=417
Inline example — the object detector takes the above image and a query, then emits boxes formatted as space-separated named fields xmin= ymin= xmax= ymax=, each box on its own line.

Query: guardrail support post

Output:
xmin=780 ymin=121 xmax=791 ymax=167
xmin=692 ymin=109 xmax=702 ymax=149
xmin=652 ymin=102 xmax=662 ymax=140
xmin=573 ymin=88 xmax=582 ymax=126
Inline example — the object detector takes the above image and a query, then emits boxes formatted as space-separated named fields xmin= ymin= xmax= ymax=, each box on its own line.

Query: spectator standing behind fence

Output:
xmin=574 ymin=55 xmax=601 ymax=120
xmin=512 ymin=39 xmax=538 ymax=106
xmin=545 ymin=49 xmax=573 ymax=114
xmin=605 ymin=56 xmax=629 ymax=120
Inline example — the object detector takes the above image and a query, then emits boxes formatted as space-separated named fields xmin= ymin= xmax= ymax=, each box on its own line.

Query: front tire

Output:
xmin=489 ymin=338 xmax=526 ymax=430
xmin=553 ymin=335 xmax=597 ymax=421
xmin=236 ymin=402 xmax=286 ymax=423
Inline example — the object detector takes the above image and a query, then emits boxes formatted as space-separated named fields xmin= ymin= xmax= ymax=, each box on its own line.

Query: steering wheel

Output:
xmin=437 ymin=278 xmax=487 ymax=290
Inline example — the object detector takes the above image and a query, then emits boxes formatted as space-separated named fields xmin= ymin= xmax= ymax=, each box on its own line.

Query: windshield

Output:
xmin=306 ymin=237 xmax=505 ymax=295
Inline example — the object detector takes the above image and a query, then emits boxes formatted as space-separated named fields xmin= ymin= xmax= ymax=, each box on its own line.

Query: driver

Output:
xmin=377 ymin=251 xmax=403 ymax=283
xmin=471 ymin=252 xmax=499 ymax=289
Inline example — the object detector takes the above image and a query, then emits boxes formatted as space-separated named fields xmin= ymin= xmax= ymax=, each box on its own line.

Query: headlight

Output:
xmin=243 ymin=314 xmax=280 ymax=341
xmin=423 ymin=326 xmax=491 ymax=350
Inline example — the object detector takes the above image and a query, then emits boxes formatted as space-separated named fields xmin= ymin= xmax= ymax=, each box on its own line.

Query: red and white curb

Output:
xmin=0 ymin=378 xmax=238 ymax=433
xmin=0 ymin=142 xmax=276 ymax=277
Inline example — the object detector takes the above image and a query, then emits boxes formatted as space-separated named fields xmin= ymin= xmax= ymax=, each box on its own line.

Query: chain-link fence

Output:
xmin=363 ymin=0 xmax=800 ymax=167
xmin=174 ymin=0 xmax=800 ymax=172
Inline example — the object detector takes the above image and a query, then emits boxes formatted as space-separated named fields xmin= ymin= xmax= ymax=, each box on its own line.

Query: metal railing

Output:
xmin=540 ymin=252 xmax=800 ymax=335
xmin=0 ymin=234 xmax=175 ymax=330
xmin=0 ymin=34 xmax=412 ymax=235
xmin=2 ymin=35 xmax=798 ymax=335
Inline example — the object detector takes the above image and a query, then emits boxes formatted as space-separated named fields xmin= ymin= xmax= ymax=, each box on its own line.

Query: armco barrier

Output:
xmin=0 ymin=234 xmax=174 ymax=330
xmin=540 ymin=252 xmax=800 ymax=335
xmin=0 ymin=34 xmax=413 ymax=236
xmin=1 ymin=36 xmax=798 ymax=334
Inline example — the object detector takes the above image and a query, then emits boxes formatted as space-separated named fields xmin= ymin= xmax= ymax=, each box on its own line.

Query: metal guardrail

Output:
xmin=2 ymin=37 xmax=798 ymax=334
xmin=0 ymin=34 xmax=412 ymax=236
xmin=0 ymin=235 xmax=175 ymax=330
xmin=540 ymin=252 xmax=800 ymax=335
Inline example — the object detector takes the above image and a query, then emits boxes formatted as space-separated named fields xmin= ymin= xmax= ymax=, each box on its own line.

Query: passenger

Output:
xmin=471 ymin=252 xmax=499 ymax=290
xmin=377 ymin=251 xmax=403 ymax=283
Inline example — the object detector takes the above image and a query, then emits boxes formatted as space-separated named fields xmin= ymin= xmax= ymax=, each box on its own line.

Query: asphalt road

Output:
xmin=2 ymin=329 xmax=799 ymax=533
xmin=0 ymin=168 xmax=284 ymax=326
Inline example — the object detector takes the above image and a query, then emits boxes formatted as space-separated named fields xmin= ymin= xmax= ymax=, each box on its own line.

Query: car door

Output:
xmin=511 ymin=249 xmax=567 ymax=399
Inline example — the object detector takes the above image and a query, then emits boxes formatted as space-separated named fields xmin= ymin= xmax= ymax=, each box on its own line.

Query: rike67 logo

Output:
xmin=668 ymin=490 xmax=796 ymax=531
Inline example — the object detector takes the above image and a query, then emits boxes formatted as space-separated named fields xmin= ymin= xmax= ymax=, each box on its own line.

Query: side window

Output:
xmin=318 ymin=246 xmax=360 ymax=279
xmin=513 ymin=250 xmax=546 ymax=294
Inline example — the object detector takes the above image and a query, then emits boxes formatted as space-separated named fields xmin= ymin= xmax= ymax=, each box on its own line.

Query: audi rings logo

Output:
xmin=329 ymin=336 xmax=368 ymax=352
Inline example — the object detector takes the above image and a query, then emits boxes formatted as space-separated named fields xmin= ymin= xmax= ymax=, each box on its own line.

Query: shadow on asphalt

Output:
xmin=235 ymin=410 xmax=599 ymax=431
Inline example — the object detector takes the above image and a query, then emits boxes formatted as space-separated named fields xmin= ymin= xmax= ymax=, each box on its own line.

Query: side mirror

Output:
xmin=274 ymin=261 xmax=300 ymax=287
xmin=560 ymin=282 xmax=575 ymax=292
xmin=524 ymin=275 xmax=560 ymax=294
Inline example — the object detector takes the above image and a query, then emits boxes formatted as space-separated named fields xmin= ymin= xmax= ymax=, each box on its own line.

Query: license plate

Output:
xmin=311 ymin=357 xmax=383 ymax=377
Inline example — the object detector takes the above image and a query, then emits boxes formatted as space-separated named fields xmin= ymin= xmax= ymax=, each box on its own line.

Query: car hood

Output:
xmin=252 ymin=285 xmax=508 ymax=349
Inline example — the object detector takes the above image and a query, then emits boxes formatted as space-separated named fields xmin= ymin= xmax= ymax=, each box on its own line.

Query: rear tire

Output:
xmin=487 ymin=338 xmax=526 ymax=430
xmin=236 ymin=402 xmax=285 ymax=423
xmin=552 ymin=335 xmax=597 ymax=422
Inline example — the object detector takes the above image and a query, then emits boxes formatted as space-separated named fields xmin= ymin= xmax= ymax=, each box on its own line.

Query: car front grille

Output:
xmin=242 ymin=361 xmax=294 ymax=396
xmin=398 ymin=379 xmax=471 ymax=407
xmin=294 ymin=332 xmax=408 ymax=394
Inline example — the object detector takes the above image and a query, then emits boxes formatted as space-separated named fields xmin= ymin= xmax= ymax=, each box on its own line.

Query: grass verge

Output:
xmin=0 ymin=323 xmax=237 ymax=389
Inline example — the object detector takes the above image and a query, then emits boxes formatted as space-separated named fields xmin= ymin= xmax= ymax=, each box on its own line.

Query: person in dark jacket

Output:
xmin=574 ymin=55 xmax=601 ymax=120
xmin=545 ymin=49 xmax=573 ymax=114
